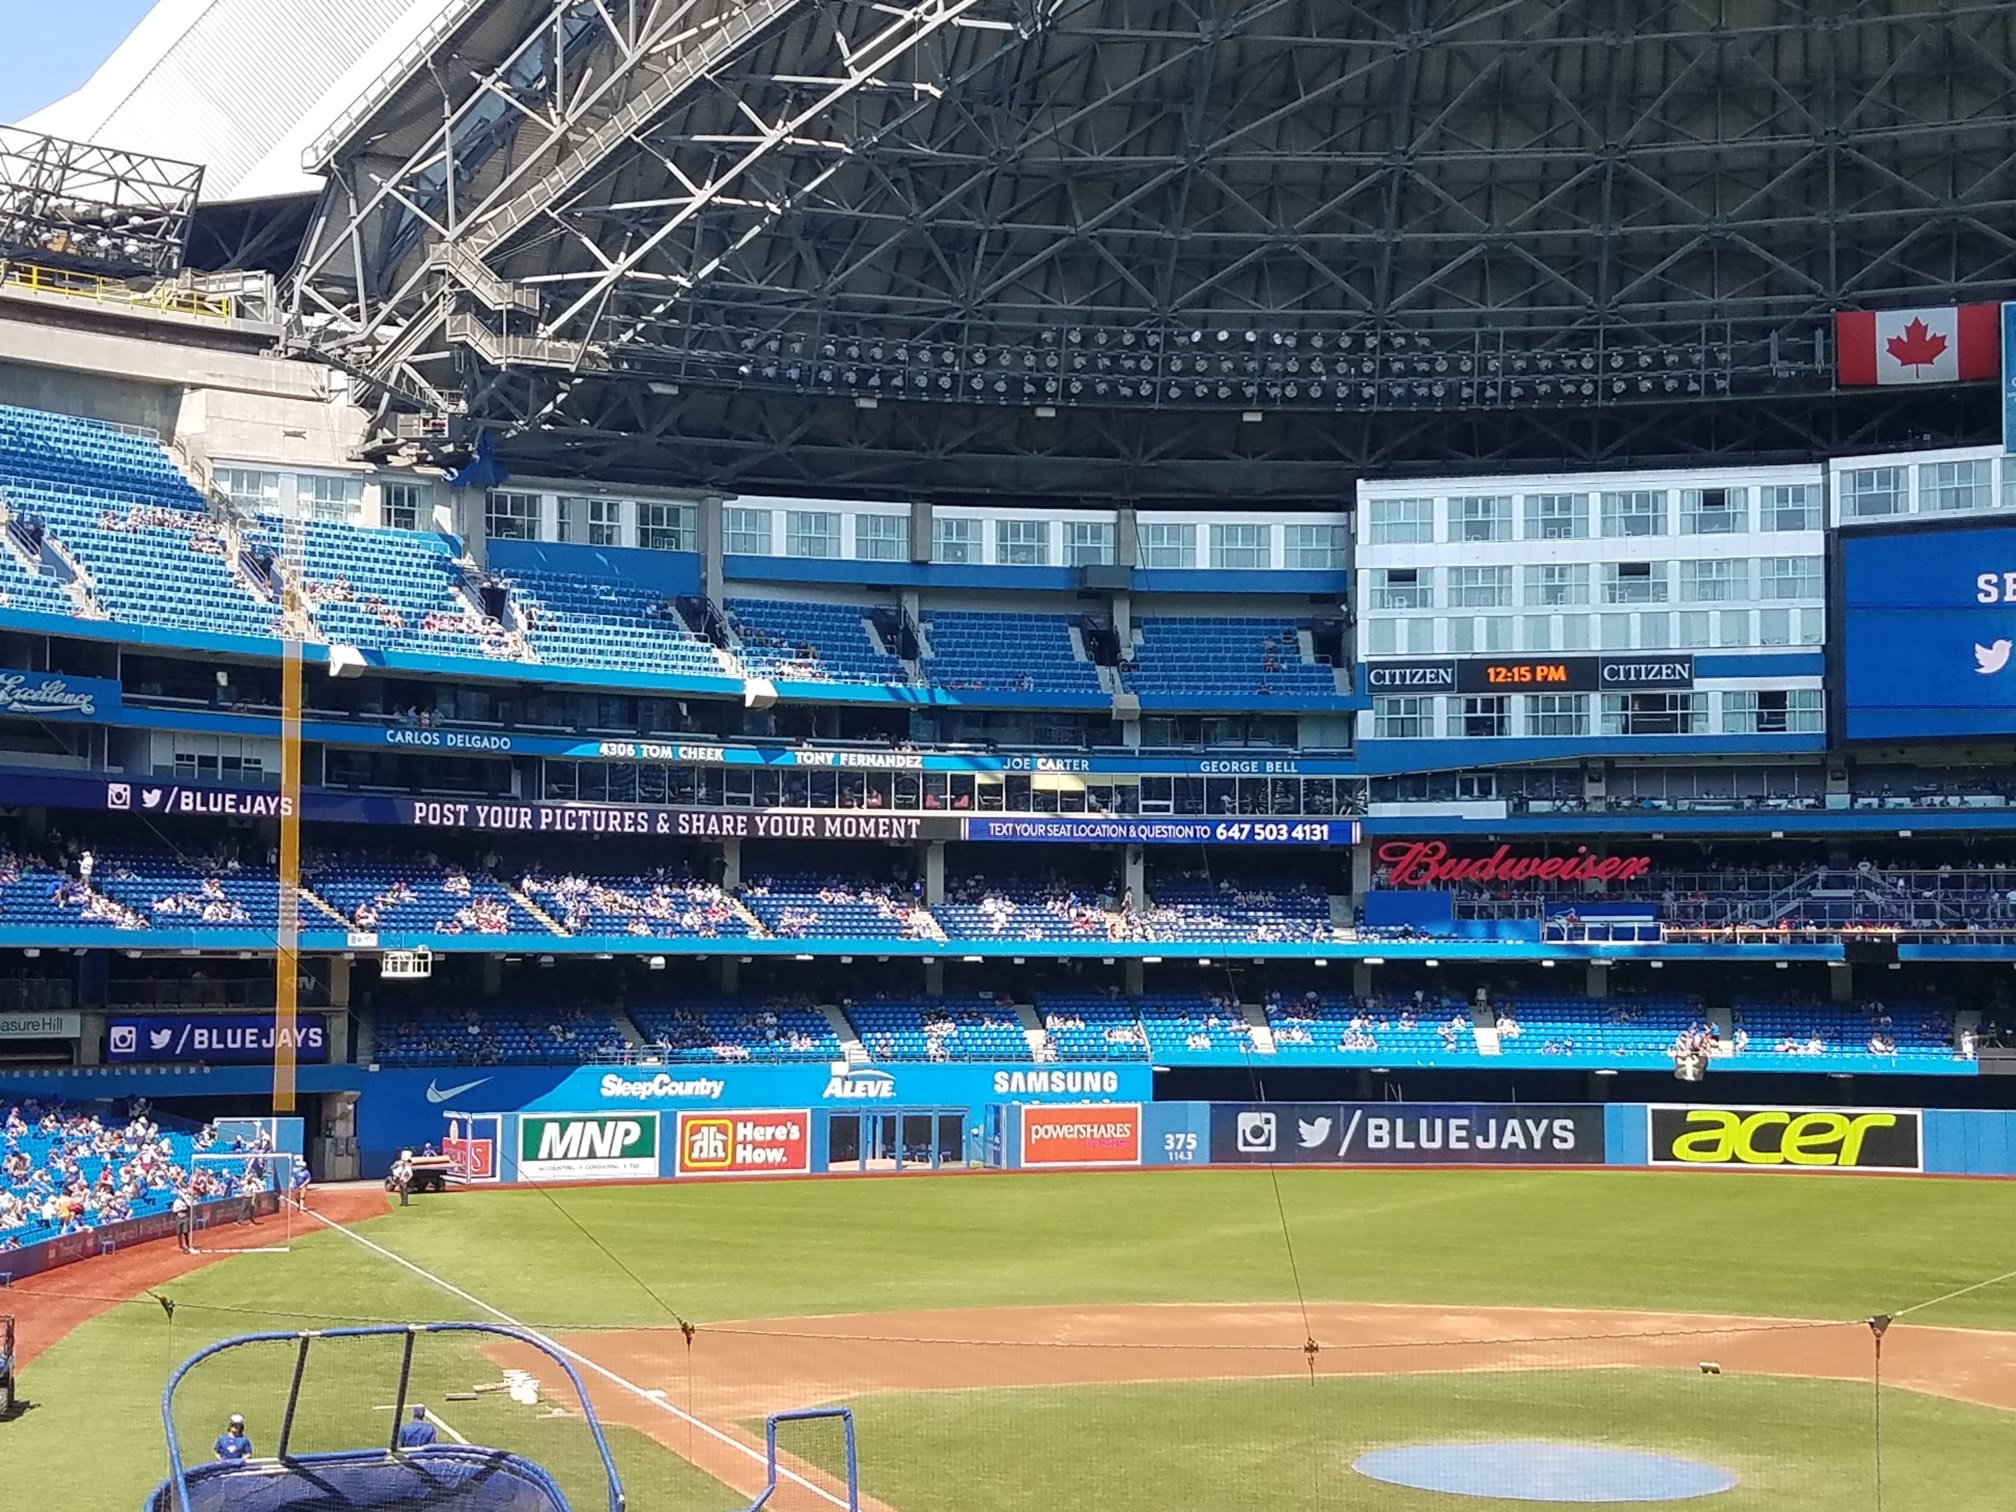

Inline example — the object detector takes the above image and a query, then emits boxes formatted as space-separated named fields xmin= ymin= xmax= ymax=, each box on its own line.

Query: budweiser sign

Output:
xmin=1377 ymin=841 xmax=1652 ymax=888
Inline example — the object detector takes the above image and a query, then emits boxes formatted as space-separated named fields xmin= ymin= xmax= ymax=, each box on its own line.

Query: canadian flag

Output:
xmin=1835 ymin=304 xmax=2000 ymax=386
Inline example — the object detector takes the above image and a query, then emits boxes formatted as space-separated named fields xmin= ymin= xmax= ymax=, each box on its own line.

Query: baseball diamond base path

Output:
xmin=3 ymin=1185 xmax=387 ymax=1368
xmin=523 ymin=1303 xmax=2016 ymax=1506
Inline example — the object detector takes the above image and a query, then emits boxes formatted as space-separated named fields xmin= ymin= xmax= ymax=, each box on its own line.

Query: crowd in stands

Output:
xmin=0 ymin=1101 xmax=274 ymax=1248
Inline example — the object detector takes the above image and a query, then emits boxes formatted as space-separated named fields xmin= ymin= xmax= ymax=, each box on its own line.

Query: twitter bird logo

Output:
xmin=1976 ymin=640 xmax=2012 ymax=675
xmin=1297 ymin=1117 xmax=1334 ymax=1149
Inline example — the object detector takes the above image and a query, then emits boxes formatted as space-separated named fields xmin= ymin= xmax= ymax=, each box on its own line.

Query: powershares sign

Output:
xmin=517 ymin=1113 xmax=660 ymax=1181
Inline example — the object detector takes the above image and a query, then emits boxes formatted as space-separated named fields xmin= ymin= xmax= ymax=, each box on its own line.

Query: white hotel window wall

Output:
xmin=1139 ymin=521 xmax=1197 ymax=566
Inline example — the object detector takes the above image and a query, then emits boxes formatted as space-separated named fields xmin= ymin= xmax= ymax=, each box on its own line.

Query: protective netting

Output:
xmin=156 ymin=1328 xmax=623 ymax=1512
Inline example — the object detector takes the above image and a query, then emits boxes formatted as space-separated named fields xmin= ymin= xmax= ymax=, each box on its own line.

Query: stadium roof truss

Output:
xmin=289 ymin=0 xmax=2016 ymax=496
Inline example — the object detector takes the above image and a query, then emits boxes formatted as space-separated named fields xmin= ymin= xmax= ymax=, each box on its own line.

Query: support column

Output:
xmin=1123 ymin=845 xmax=1145 ymax=907
xmin=720 ymin=837 xmax=742 ymax=890
xmin=1350 ymin=842 xmax=1374 ymax=896
xmin=1352 ymin=962 xmax=1373 ymax=999
xmin=1124 ymin=959 xmax=1145 ymax=995
xmin=924 ymin=959 xmax=944 ymax=995
xmin=78 ymin=1011 xmax=103 ymax=1066
xmin=1829 ymin=961 xmax=1854 ymax=1002
xmin=326 ymin=956 xmax=353 ymax=1063
xmin=1585 ymin=962 xmax=1608 ymax=999
xmin=481 ymin=955 xmax=502 ymax=997
xmin=924 ymin=841 xmax=945 ymax=907
xmin=718 ymin=958 xmax=740 ymax=995
xmin=700 ymin=495 xmax=725 ymax=601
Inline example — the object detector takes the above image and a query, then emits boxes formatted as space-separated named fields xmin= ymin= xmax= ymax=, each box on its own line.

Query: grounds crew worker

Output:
xmin=392 ymin=1151 xmax=414 ymax=1207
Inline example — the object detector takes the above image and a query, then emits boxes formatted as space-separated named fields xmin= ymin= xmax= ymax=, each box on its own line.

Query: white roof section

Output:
xmin=19 ymin=0 xmax=454 ymax=203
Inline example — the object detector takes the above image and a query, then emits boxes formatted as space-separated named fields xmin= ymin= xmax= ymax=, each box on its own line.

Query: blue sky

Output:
xmin=0 ymin=2 xmax=156 ymax=125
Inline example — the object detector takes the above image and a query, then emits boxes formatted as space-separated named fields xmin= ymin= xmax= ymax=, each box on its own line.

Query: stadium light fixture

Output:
xmin=647 ymin=955 xmax=666 ymax=970
xmin=963 ymin=955 xmax=982 ymax=963
xmin=1313 ymin=958 xmax=1328 ymax=967
xmin=1423 ymin=958 xmax=1439 ymax=967
xmin=1363 ymin=956 xmax=1385 ymax=966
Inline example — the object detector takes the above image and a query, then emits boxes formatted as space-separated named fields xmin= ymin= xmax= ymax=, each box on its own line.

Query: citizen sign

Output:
xmin=1365 ymin=661 xmax=1457 ymax=691
xmin=1599 ymin=659 xmax=1694 ymax=687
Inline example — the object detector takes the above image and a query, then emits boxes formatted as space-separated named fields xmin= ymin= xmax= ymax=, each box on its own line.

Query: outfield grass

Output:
xmin=305 ymin=1167 xmax=2016 ymax=1328
xmin=786 ymin=1371 xmax=2010 ymax=1512
xmin=13 ymin=1168 xmax=2016 ymax=1510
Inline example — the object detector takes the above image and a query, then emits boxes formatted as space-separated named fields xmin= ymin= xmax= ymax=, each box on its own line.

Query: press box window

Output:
xmin=1066 ymin=521 xmax=1115 ymax=567
xmin=933 ymin=516 xmax=981 ymax=564
xmin=1842 ymin=467 xmax=1904 ymax=519
xmin=1453 ymin=495 xmax=1512 ymax=543
xmin=1372 ymin=696 xmax=1433 ymax=739
xmin=1681 ymin=487 xmax=1746 ymax=535
xmin=381 ymin=481 xmax=424 ymax=531
xmin=1603 ymin=561 xmax=1664 ymax=605
xmin=1524 ymin=563 xmax=1588 ymax=607
xmin=639 ymin=500 xmax=695 ymax=552
xmin=485 ymin=490 xmax=538 ymax=541
xmin=1723 ymin=688 xmax=1823 ymax=734
xmin=786 ymin=510 xmax=841 ymax=558
xmin=1373 ymin=568 xmax=1431 ymax=611
xmin=1601 ymin=490 xmax=1666 ymax=537
xmin=1918 ymin=459 xmax=1991 ymax=514
xmin=1601 ymin=691 xmax=1706 ymax=736
xmin=1460 ymin=695 xmax=1509 ymax=738
xmin=1761 ymin=485 xmax=1819 ymax=532
xmin=855 ymin=513 xmax=908 ymax=561
xmin=1368 ymin=498 xmax=1433 ymax=545
xmin=724 ymin=507 xmax=775 ymax=555
xmin=1285 ymin=522 xmax=1346 ymax=569
xmin=1524 ymin=493 xmax=1588 ymax=540
xmin=1210 ymin=522 xmax=1270 ymax=569
xmin=1525 ymin=694 xmax=1589 ymax=737
xmin=1138 ymin=520 xmax=1196 ymax=566
xmin=998 ymin=517 xmax=1051 ymax=566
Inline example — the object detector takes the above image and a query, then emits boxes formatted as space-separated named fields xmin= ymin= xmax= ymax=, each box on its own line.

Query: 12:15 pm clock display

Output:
xmin=1458 ymin=657 xmax=1594 ymax=692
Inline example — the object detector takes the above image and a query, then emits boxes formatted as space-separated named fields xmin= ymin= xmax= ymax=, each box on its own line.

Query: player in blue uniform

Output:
xmin=397 ymin=1405 xmax=438 ymax=1448
xmin=213 ymin=1413 xmax=253 ymax=1462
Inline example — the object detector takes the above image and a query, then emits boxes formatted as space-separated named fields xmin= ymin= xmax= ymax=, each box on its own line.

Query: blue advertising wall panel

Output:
xmin=1141 ymin=1101 xmax=1210 ymax=1168
xmin=1604 ymin=1104 xmax=1650 ymax=1167
xmin=1924 ymin=1109 xmax=2016 ymax=1175
xmin=1839 ymin=518 xmax=2016 ymax=740
xmin=357 ymin=1061 xmax=1148 ymax=1175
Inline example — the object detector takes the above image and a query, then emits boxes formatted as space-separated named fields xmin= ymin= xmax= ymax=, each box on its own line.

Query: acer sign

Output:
xmin=1375 ymin=841 xmax=1653 ymax=888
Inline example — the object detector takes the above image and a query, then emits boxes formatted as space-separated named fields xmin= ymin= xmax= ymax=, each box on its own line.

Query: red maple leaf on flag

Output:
xmin=1885 ymin=317 xmax=1949 ymax=372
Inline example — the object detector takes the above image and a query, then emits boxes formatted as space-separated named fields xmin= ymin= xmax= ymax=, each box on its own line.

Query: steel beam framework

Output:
xmin=290 ymin=0 xmax=2016 ymax=497
xmin=0 ymin=127 xmax=204 ymax=280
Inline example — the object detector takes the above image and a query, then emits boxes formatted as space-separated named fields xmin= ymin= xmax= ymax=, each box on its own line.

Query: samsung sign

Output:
xmin=1841 ymin=519 xmax=2016 ymax=740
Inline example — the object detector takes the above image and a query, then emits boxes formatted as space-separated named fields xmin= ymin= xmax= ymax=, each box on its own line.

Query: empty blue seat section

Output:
xmin=1127 ymin=617 xmax=1333 ymax=696
xmin=295 ymin=518 xmax=512 ymax=660
xmin=629 ymin=999 xmax=839 ymax=1061
xmin=848 ymin=995 xmax=1029 ymax=1061
xmin=0 ymin=405 xmax=278 ymax=638
xmin=922 ymin=610 xmax=1100 ymax=692
xmin=505 ymin=570 xmax=721 ymax=675
xmin=373 ymin=1004 xmax=625 ymax=1065
xmin=727 ymin=597 xmax=904 ymax=683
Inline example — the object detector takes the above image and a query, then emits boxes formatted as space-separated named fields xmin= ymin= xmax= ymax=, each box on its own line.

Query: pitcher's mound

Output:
xmin=1353 ymin=1442 xmax=1738 ymax=1502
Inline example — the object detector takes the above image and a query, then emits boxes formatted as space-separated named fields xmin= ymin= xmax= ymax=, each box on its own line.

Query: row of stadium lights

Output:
xmin=740 ymin=364 xmax=1726 ymax=402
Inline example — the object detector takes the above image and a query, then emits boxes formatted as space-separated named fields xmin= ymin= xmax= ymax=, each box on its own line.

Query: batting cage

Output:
xmin=151 ymin=1324 xmax=625 ymax=1512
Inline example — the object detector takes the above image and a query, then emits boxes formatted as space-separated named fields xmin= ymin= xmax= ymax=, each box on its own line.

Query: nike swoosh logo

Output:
xmin=426 ymin=1076 xmax=490 ymax=1105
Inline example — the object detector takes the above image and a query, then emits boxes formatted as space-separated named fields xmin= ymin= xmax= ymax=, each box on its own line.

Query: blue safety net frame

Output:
xmin=149 ymin=1322 xmax=625 ymax=1512
xmin=741 ymin=1408 xmax=858 ymax=1512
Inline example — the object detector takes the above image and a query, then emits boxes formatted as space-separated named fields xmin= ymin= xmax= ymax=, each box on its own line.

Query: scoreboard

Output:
xmin=1364 ymin=655 xmax=1696 ymax=695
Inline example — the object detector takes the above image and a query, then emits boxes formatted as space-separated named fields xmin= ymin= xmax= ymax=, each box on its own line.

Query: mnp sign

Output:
xmin=1648 ymin=1106 xmax=1922 ymax=1171
xmin=518 ymin=1113 xmax=659 ymax=1181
